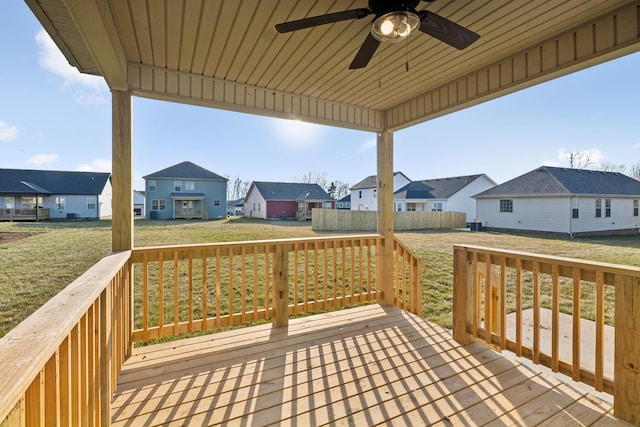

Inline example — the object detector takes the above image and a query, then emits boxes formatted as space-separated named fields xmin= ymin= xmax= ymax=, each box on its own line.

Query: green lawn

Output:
xmin=1 ymin=217 xmax=639 ymax=337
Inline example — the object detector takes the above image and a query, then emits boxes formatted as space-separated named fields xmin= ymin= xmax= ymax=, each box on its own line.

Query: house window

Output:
xmin=572 ymin=208 xmax=579 ymax=219
xmin=152 ymin=199 xmax=166 ymax=211
xmin=337 ymin=202 xmax=342 ymax=208
xmin=87 ymin=197 xmax=96 ymax=210
xmin=214 ymin=200 xmax=220 ymax=206
xmin=184 ymin=181 xmax=195 ymax=191
xmin=394 ymin=202 xmax=402 ymax=212
xmin=22 ymin=197 xmax=36 ymax=209
xmin=258 ymin=202 xmax=261 ymax=212
xmin=148 ymin=180 xmax=156 ymax=191
xmin=373 ymin=189 xmax=377 ymax=198
xmin=406 ymin=203 xmax=417 ymax=212
xmin=346 ymin=202 xmax=350 ymax=208
xmin=323 ymin=202 xmax=332 ymax=208
xmin=359 ymin=191 xmax=362 ymax=199
xmin=174 ymin=181 xmax=182 ymax=192
xmin=55 ymin=197 xmax=65 ymax=210
xmin=605 ymin=199 xmax=611 ymax=217
xmin=595 ymin=199 xmax=602 ymax=217
xmin=499 ymin=199 xmax=513 ymax=213
xmin=431 ymin=202 xmax=443 ymax=212
xmin=634 ymin=200 xmax=639 ymax=217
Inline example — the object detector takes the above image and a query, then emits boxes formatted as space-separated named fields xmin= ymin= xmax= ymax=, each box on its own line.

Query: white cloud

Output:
xmin=27 ymin=153 xmax=58 ymax=165
xmin=358 ymin=139 xmax=376 ymax=153
xmin=76 ymin=158 xmax=111 ymax=172
xmin=271 ymin=118 xmax=325 ymax=147
xmin=35 ymin=29 xmax=108 ymax=104
xmin=0 ymin=121 xmax=19 ymax=141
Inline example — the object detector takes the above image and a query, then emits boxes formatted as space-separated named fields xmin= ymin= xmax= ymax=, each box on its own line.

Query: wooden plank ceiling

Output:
xmin=25 ymin=0 xmax=640 ymax=132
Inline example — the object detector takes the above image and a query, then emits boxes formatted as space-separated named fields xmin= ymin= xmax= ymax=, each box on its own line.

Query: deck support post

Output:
xmin=452 ymin=247 xmax=473 ymax=344
xmin=614 ymin=274 xmax=640 ymax=424
xmin=273 ymin=245 xmax=290 ymax=327
xmin=376 ymin=130 xmax=394 ymax=306
xmin=112 ymin=89 xmax=133 ymax=251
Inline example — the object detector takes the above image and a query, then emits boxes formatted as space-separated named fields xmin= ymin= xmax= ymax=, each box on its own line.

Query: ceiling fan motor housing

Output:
xmin=368 ymin=0 xmax=422 ymax=15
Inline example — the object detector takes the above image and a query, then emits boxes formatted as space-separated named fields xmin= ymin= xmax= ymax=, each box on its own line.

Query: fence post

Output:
xmin=453 ymin=246 xmax=473 ymax=344
xmin=273 ymin=245 xmax=290 ymax=327
xmin=614 ymin=274 xmax=640 ymax=424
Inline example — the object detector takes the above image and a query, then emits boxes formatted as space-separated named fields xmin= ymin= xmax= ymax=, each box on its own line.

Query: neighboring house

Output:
xmin=133 ymin=190 xmax=145 ymax=216
xmin=226 ymin=199 xmax=244 ymax=216
xmin=244 ymin=182 xmax=334 ymax=220
xmin=336 ymin=194 xmax=351 ymax=210
xmin=474 ymin=166 xmax=640 ymax=236
xmin=0 ymin=168 xmax=112 ymax=220
xmin=394 ymin=174 xmax=497 ymax=221
xmin=350 ymin=172 xmax=411 ymax=211
xmin=143 ymin=161 xmax=228 ymax=220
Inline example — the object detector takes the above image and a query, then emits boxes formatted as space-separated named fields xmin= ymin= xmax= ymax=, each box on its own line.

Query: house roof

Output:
xmin=249 ymin=182 xmax=333 ymax=202
xmin=338 ymin=194 xmax=351 ymax=203
xmin=395 ymin=174 xmax=491 ymax=199
xmin=25 ymin=1 xmax=637 ymax=133
xmin=0 ymin=168 xmax=111 ymax=195
xmin=474 ymin=166 xmax=640 ymax=198
xmin=143 ymin=161 xmax=227 ymax=181
xmin=350 ymin=172 xmax=410 ymax=190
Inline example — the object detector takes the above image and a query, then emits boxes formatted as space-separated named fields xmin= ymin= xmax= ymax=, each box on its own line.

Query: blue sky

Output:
xmin=2 ymin=0 xmax=639 ymax=191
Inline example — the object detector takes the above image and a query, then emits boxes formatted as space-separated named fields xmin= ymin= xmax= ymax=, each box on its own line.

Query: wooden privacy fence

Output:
xmin=452 ymin=244 xmax=640 ymax=424
xmin=129 ymin=234 xmax=423 ymax=342
xmin=0 ymin=251 xmax=132 ymax=427
xmin=312 ymin=209 xmax=466 ymax=231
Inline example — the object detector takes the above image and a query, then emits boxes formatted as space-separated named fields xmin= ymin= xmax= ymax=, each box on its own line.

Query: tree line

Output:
xmin=562 ymin=150 xmax=640 ymax=180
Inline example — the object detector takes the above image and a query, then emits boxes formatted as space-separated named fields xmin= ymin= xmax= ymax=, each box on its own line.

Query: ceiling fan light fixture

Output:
xmin=371 ymin=11 xmax=419 ymax=43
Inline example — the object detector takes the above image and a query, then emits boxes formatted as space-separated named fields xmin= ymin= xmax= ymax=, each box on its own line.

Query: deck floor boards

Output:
xmin=112 ymin=305 xmax=628 ymax=426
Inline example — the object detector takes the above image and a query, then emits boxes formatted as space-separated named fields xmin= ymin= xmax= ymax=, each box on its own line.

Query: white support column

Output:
xmin=376 ymin=130 xmax=394 ymax=306
xmin=111 ymin=90 xmax=133 ymax=251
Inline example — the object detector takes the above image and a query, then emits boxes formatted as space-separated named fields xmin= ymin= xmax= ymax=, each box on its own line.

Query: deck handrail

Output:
xmin=452 ymin=244 xmax=640 ymax=424
xmin=129 ymin=234 xmax=423 ymax=342
xmin=0 ymin=250 xmax=131 ymax=426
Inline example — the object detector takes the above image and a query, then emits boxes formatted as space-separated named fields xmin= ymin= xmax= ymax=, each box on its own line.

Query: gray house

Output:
xmin=0 ymin=168 xmax=112 ymax=221
xmin=143 ymin=161 xmax=228 ymax=220
xmin=474 ymin=166 xmax=640 ymax=236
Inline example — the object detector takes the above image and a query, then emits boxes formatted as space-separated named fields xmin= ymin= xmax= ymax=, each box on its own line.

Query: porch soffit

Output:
xmin=25 ymin=0 xmax=640 ymax=132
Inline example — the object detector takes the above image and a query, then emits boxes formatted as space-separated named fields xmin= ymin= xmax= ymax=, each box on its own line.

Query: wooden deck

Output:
xmin=112 ymin=305 xmax=628 ymax=426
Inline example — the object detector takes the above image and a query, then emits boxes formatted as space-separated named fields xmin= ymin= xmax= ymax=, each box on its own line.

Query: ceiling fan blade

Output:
xmin=349 ymin=32 xmax=381 ymax=69
xmin=418 ymin=11 xmax=480 ymax=50
xmin=276 ymin=8 xmax=371 ymax=33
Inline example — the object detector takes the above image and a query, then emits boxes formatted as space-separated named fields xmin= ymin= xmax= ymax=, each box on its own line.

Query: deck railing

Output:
xmin=0 ymin=235 xmax=422 ymax=425
xmin=0 ymin=251 xmax=131 ymax=426
xmin=129 ymin=235 xmax=422 ymax=342
xmin=0 ymin=208 xmax=50 ymax=221
xmin=452 ymin=244 xmax=640 ymax=424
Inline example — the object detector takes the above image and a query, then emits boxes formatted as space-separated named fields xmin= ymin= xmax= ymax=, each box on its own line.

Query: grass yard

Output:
xmin=1 ymin=217 xmax=639 ymax=337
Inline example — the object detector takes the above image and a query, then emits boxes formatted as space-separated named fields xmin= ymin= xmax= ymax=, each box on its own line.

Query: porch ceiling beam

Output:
xmin=386 ymin=2 xmax=640 ymax=131
xmin=62 ymin=0 xmax=128 ymax=90
xmin=128 ymin=64 xmax=385 ymax=133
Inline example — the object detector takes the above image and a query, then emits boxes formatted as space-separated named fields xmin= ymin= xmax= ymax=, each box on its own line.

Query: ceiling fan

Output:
xmin=275 ymin=0 xmax=480 ymax=70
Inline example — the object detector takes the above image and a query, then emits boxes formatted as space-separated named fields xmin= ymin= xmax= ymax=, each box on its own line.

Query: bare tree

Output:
xmin=226 ymin=175 xmax=251 ymax=201
xmin=630 ymin=161 xmax=640 ymax=180
xmin=561 ymin=150 xmax=594 ymax=168
xmin=296 ymin=171 xmax=329 ymax=189
xmin=600 ymin=162 xmax=627 ymax=174
xmin=333 ymin=180 xmax=351 ymax=200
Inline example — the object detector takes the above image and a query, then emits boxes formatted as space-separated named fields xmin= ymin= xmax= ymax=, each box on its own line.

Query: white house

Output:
xmin=350 ymin=172 xmax=411 ymax=211
xmin=474 ymin=166 xmax=640 ymax=236
xmin=133 ymin=190 xmax=145 ymax=216
xmin=393 ymin=174 xmax=496 ymax=221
